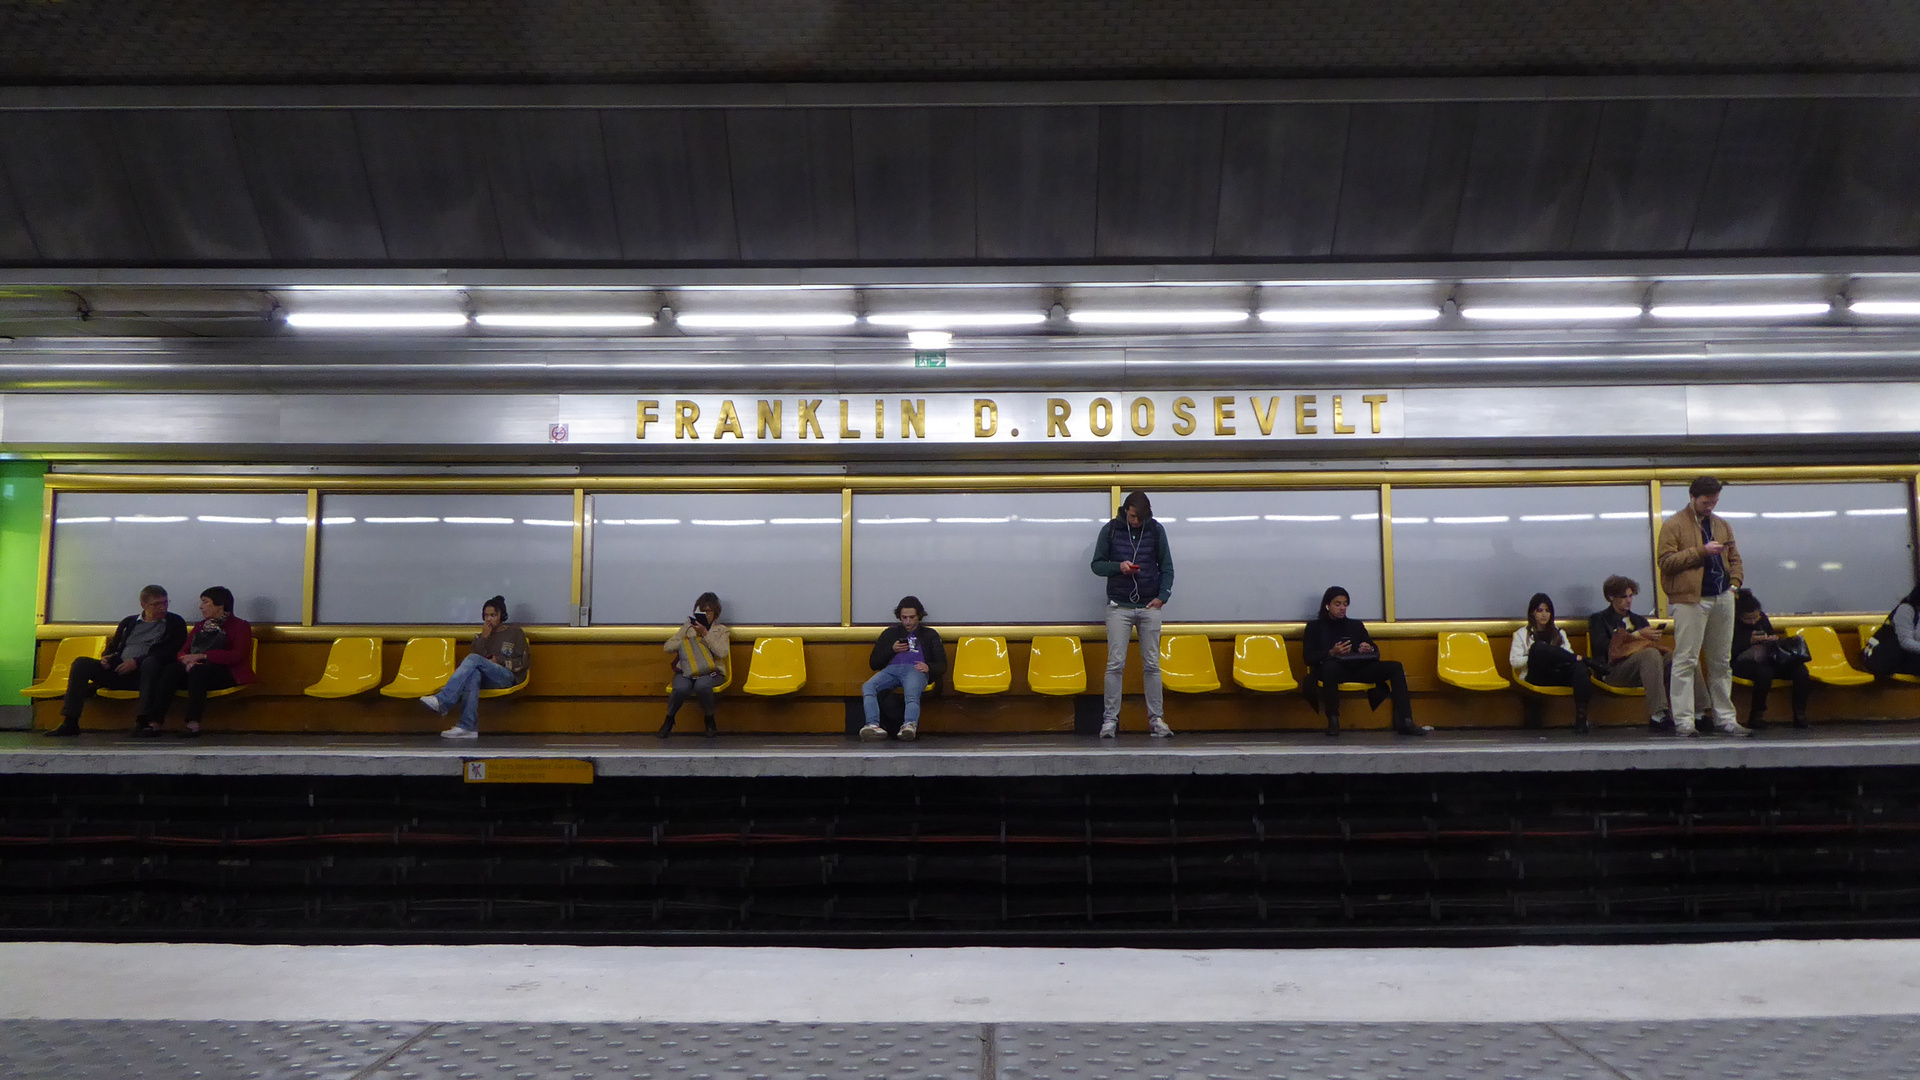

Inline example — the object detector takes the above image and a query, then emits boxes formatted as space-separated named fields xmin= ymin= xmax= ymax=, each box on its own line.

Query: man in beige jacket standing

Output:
xmin=1657 ymin=476 xmax=1746 ymax=737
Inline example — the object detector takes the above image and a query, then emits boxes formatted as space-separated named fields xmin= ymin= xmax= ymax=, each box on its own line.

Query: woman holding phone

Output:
xmin=659 ymin=591 xmax=729 ymax=738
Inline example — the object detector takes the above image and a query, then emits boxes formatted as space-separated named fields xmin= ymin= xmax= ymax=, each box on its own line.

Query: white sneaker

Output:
xmin=1714 ymin=718 xmax=1751 ymax=736
xmin=419 ymin=694 xmax=447 ymax=715
xmin=1098 ymin=719 xmax=1118 ymax=738
xmin=1671 ymin=718 xmax=1698 ymax=737
xmin=897 ymin=722 xmax=918 ymax=742
xmin=1148 ymin=719 xmax=1174 ymax=738
xmin=858 ymin=724 xmax=887 ymax=741
xmin=439 ymin=726 xmax=477 ymax=740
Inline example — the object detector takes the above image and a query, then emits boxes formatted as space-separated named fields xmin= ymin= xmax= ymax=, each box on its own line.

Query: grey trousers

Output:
xmin=1671 ymin=593 xmax=1738 ymax=727
xmin=1103 ymin=604 xmax=1164 ymax=723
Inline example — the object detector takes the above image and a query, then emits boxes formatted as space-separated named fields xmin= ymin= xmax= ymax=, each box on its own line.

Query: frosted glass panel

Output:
xmin=1660 ymin=482 xmax=1912 ymax=614
xmin=852 ymin=492 xmax=1110 ymax=624
xmin=49 ymin=492 xmax=309 ymax=623
xmin=1391 ymin=486 xmax=1655 ymax=620
xmin=1151 ymin=490 xmax=1384 ymax=621
xmin=589 ymin=492 xmax=842 ymax=625
xmin=316 ymin=494 xmax=574 ymax=624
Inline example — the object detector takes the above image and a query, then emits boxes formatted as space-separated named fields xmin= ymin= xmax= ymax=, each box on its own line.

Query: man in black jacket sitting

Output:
xmin=46 ymin=584 xmax=188 ymax=737
xmin=858 ymin=595 xmax=947 ymax=742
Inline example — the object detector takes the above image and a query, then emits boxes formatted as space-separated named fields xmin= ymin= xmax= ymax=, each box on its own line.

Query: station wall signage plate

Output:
xmin=463 ymin=758 xmax=595 ymax=784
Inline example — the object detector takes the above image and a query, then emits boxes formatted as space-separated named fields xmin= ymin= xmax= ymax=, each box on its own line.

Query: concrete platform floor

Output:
xmin=8 ymin=722 xmax=1920 ymax=777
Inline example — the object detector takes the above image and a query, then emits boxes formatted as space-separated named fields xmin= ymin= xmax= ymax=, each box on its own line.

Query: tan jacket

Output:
xmin=664 ymin=620 xmax=730 ymax=677
xmin=1657 ymin=505 xmax=1743 ymax=605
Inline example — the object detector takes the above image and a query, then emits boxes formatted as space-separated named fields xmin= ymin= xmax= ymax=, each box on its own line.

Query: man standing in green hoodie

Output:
xmin=1091 ymin=491 xmax=1175 ymax=739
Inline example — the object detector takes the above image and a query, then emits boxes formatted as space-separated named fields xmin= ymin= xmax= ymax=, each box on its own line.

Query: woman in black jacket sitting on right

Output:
xmin=1302 ymin=585 xmax=1427 ymax=738
xmin=1731 ymin=588 xmax=1811 ymax=729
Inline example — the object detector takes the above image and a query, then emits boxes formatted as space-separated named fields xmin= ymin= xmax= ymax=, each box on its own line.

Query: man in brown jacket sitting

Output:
xmin=1657 ymin=476 xmax=1746 ymax=737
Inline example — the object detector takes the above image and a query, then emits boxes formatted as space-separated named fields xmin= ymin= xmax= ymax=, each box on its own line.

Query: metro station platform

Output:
xmin=7 ymin=723 xmax=1920 ymax=779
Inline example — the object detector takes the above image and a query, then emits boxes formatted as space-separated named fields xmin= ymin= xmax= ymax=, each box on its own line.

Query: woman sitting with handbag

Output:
xmin=1731 ymin=588 xmax=1811 ymax=729
xmin=1509 ymin=592 xmax=1598 ymax=734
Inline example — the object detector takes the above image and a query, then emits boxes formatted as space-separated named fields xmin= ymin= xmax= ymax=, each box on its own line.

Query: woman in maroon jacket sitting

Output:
xmin=137 ymin=585 xmax=254 ymax=738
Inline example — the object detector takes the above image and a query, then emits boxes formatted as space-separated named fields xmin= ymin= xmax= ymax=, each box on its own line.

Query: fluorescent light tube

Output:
xmin=907 ymin=330 xmax=953 ymax=350
xmin=866 ymin=312 xmax=1047 ymax=328
xmin=285 ymin=312 xmax=469 ymax=329
xmin=474 ymin=313 xmax=655 ymax=328
xmin=1649 ymin=302 xmax=1830 ymax=319
xmin=1258 ymin=307 xmax=1439 ymax=325
xmin=1067 ymin=310 xmax=1249 ymax=326
xmin=1459 ymin=305 xmax=1642 ymax=322
xmin=1849 ymin=301 xmax=1920 ymax=316
xmin=675 ymin=313 xmax=858 ymax=329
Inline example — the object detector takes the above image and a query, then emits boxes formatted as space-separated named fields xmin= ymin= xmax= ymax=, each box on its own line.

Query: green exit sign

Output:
xmin=913 ymin=351 xmax=948 ymax=368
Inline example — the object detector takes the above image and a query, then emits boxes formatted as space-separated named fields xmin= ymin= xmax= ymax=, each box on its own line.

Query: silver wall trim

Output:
xmin=4 ymin=73 xmax=1920 ymax=111
xmin=3 ymin=383 xmax=1915 ymax=455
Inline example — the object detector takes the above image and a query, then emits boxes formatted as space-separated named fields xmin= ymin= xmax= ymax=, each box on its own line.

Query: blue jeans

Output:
xmin=863 ymin=665 xmax=929 ymax=728
xmin=442 ymin=653 xmax=519 ymax=731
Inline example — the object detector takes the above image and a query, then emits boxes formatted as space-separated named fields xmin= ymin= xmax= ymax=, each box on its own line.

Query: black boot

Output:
xmin=1573 ymin=703 xmax=1590 ymax=735
xmin=43 ymin=717 xmax=79 ymax=738
xmin=1748 ymin=707 xmax=1767 ymax=731
xmin=1393 ymin=714 xmax=1428 ymax=737
xmin=1324 ymin=705 xmax=1340 ymax=737
xmin=655 ymin=713 xmax=675 ymax=739
xmin=703 ymin=714 xmax=717 ymax=739
xmin=1792 ymin=712 xmax=1809 ymax=729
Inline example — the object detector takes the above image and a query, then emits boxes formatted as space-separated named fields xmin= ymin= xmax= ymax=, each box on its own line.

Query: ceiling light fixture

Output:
xmin=674 ymin=313 xmax=859 ymax=329
xmin=285 ymin=312 xmax=469 ymax=329
xmin=906 ymin=330 xmax=953 ymax=350
xmin=1649 ymin=302 xmax=1830 ymax=319
xmin=1458 ymin=305 xmax=1642 ymax=322
xmin=474 ymin=314 xmax=655 ymax=329
xmin=866 ymin=312 xmax=1047 ymax=328
xmin=1067 ymin=310 xmax=1249 ymax=326
xmin=1848 ymin=301 xmax=1920 ymax=316
xmin=1258 ymin=307 xmax=1440 ymax=325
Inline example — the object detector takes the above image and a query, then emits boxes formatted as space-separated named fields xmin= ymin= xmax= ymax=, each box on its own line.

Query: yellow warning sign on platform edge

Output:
xmin=462 ymin=758 xmax=595 ymax=785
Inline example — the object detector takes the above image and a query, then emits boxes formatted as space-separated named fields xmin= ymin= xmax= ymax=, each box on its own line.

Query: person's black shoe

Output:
xmin=703 ymin=715 xmax=717 ymax=739
xmin=1748 ymin=712 xmax=1767 ymax=731
xmin=1325 ymin=712 xmax=1340 ymax=737
xmin=1648 ymin=713 xmax=1676 ymax=735
xmin=1393 ymin=717 xmax=1429 ymax=737
xmin=1573 ymin=713 xmax=1591 ymax=735
xmin=132 ymin=724 xmax=164 ymax=738
xmin=655 ymin=717 xmax=674 ymax=739
xmin=1792 ymin=714 xmax=1809 ymax=729
xmin=43 ymin=721 xmax=79 ymax=738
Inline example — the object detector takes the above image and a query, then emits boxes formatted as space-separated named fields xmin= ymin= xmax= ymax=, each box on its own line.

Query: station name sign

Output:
xmin=625 ymin=391 xmax=1401 ymax=444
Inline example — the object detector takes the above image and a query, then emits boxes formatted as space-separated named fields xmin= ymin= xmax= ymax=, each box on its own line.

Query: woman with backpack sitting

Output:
xmin=1862 ymin=583 xmax=1920 ymax=679
xmin=1510 ymin=592 xmax=1600 ymax=734
xmin=1730 ymin=588 xmax=1812 ymax=729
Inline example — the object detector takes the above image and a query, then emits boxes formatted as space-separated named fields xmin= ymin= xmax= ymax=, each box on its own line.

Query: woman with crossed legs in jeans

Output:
xmin=424 ymin=595 xmax=528 ymax=739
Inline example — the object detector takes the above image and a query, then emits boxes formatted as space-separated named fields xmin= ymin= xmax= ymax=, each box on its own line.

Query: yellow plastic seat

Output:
xmin=1158 ymin=634 xmax=1221 ymax=693
xmin=1860 ymin=622 xmax=1920 ymax=685
xmin=1730 ymin=673 xmax=1793 ymax=689
xmin=379 ymin=638 xmax=457 ymax=698
xmin=949 ymin=636 xmax=1012 ymax=695
xmin=1232 ymin=634 xmax=1298 ymax=692
xmin=1593 ymin=678 xmax=1646 ymax=697
xmin=1794 ymin=626 xmax=1872 ymax=687
xmin=22 ymin=636 xmax=106 ymax=699
xmin=1513 ymin=677 xmax=1574 ymax=697
xmin=1026 ymin=636 xmax=1087 ymax=695
xmin=303 ymin=637 xmax=384 ymax=698
xmin=742 ymin=637 xmax=806 ymax=695
xmin=1436 ymin=632 xmax=1510 ymax=691
xmin=479 ymin=671 xmax=529 ymax=698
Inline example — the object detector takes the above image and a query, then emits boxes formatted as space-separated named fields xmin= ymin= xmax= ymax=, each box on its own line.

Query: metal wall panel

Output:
xmin=589 ymin=493 xmax=841 ymax=626
xmin=725 ymin=109 xmax=857 ymax=262
xmin=1095 ymin=105 xmax=1226 ymax=258
xmin=973 ymin=106 xmax=1100 ymax=260
xmin=228 ymin=110 xmax=390 ymax=262
xmin=1402 ymin=386 xmax=1689 ymax=439
xmin=1809 ymin=98 xmax=1920 ymax=250
xmin=1661 ymin=482 xmax=1913 ymax=615
xmin=1391 ymin=485 xmax=1655 ymax=621
xmin=1332 ymin=103 xmax=1474 ymax=256
xmin=354 ymin=110 xmax=506 ymax=262
xmin=1687 ymin=99 xmax=1838 ymax=252
xmin=0 ymin=152 xmax=39 ymax=260
xmin=1151 ymin=489 xmax=1384 ymax=622
xmin=600 ymin=109 xmax=740 ymax=261
xmin=1452 ymin=101 xmax=1601 ymax=254
xmin=851 ymin=492 xmax=1109 ymax=625
xmin=50 ymin=492 xmax=308 ymax=624
xmin=1572 ymin=100 xmax=1725 ymax=253
xmin=111 ymin=111 xmax=272 ymax=262
xmin=484 ymin=111 xmax=623 ymax=262
xmin=1214 ymin=104 xmax=1348 ymax=258
xmin=851 ymin=108 xmax=978 ymax=261
xmin=0 ymin=111 xmax=153 ymax=262
xmin=316 ymin=494 xmax=574 ymax=625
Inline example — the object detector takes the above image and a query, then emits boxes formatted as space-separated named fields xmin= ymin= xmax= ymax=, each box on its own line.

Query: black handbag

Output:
xmin=1768 ymin=636 xmax=1811 ymax=664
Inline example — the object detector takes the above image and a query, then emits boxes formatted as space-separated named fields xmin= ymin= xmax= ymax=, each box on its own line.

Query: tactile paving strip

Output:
xmin=995 ymin=1023 xmax=1621 ymax=1080
xmin=1553 ymin=1017 xmax=1920 ymax=1080
xmin=371 ymin=1023 xmax=983 ymax=1080
xmin=0 ymin=1020 xmax=428 ymax=1080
